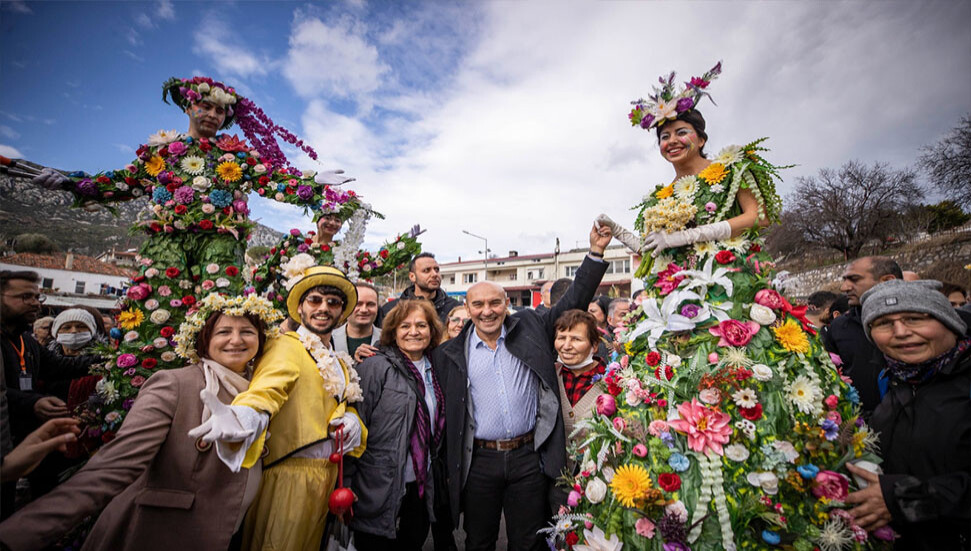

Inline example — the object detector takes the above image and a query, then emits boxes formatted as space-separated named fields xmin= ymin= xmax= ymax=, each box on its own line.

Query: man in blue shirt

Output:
xmin=434 ymin=222 xmax=611 ymax=551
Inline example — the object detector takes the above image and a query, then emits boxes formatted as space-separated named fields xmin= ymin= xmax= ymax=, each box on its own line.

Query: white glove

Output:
xmin=595 ymin=214 xmax=642 ymax=253
xmin=187 ymin=391 xmax=258 ymax=444
xmin=329 ymin=415 xmax=362 ymax=454
xmin=33 ymin=168 xmax=71 ymax=190
xmin=642 ymin=221 xmax=731 ymax=258
xmin=314 ymin=169 xmax=355 ymax=186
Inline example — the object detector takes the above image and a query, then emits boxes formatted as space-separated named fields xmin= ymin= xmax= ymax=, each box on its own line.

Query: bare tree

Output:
xmin=784 ymin=161 xmax=924 ymax=259
xmin=918 ymin=115 xmax=971 ymax=209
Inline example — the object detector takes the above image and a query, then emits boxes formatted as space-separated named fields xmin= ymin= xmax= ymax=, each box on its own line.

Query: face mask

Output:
xmin=57 ymin=331 xmax=93 ymax=350
xmin=558 ymin=351 xmax=597 ymax=371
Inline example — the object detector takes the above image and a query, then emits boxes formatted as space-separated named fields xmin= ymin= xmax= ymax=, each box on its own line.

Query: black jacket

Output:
xmin=1 ymin=331 xmax=96 ymax=441
xmin=870 ymin=341 xmax=971 ymax=550
xmin=345 ymin=346 xmax=441 ymax=538
xmin=376 ymin=286 xmax=461 ymax=328
xmin=822 ymin=307 xmax=884 ymax=417
xmin=433 ymin=255 xmax=607 ymax=524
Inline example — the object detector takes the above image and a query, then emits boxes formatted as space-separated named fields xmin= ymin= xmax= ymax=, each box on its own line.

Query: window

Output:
xmin=527 ymin=270 xmax=533 ymax=280
xmin=41 ymin=278 xmax=54 ymax=289
xmin=74 ymin=281 xmax=86 ymax=294
xmin=449 ymin=275 xmax=455 ymax=284
xmin=536 ymin=269 xmax=544 ymax=279
xmin=509 ymin=273 xmax=517 ymax=281
xmin=463 ymin=273 xmax=478 ymax=284
xmin=606 ymin=259 xmax=631 ymax=274
xmin=565 ymin=265 xmax=580 ymax=277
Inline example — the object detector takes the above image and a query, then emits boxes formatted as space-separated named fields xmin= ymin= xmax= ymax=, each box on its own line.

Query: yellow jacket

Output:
xmin=234 ymin=332 xmax=367 ymax=468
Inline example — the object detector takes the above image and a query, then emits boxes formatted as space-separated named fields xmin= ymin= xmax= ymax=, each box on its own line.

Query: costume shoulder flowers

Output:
xmin=634 ymin=139 xmax=787 ymax=254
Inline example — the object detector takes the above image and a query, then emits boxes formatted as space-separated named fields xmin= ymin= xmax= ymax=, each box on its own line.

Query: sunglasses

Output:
xmin=304 ymin=295 xmax=344 ymax=308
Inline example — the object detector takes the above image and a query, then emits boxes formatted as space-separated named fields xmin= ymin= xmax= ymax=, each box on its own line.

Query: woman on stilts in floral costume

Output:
xmin=31 ymin=76 xmax=366 ymax=450
xmin=546 ymin=63 xmax=894 ymax=551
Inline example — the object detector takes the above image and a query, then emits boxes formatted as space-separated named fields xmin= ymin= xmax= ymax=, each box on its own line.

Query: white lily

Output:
xmin=574 ymin=526 xmax=624 ymax=551
xmin=679 ymin=256 xmax=735 ymax=298
xmin=626 ymin=289 xmax=707 ymax=348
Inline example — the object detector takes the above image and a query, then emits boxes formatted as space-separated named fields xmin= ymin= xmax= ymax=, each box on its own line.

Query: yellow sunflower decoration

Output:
xmin=118 ymin=308 xmax=145 ymax=330
xmin=610 ymin=464 xmax=653 ymax=508
xmin=655 ymin=184 xmax=674 ymax=199
xmin=697 ymin=162 xmax=728 ymax=185
xmin=216 ymin=161 xmax=243 ymax=183
xmin=773 ymin=318 xmax=810 ymax=354
xmin=145 ymin=156 xmax=166 ymax=177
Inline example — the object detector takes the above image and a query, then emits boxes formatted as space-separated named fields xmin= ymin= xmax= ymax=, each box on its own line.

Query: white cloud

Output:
xmin=0 ymin=125 xmax=20 ymax=140
xmin=134 ymin=13 xmax=153 ymax=29
xmin=282 ymin=16 xmax=389 ymax=101
xmin=157 ymin=0 xmax=175 ymax=21
xmin=3 ymin=1 xmax=32 ymax=14
xmin=279 ymin=0 xmax=970 ymax=263
xmin=123 ymin=50 xmax=145 ymax=63
xmin=193 ymin=14 xmax=270 ymax=78
xmin=0 ymin=144 xmax=24 ymax=158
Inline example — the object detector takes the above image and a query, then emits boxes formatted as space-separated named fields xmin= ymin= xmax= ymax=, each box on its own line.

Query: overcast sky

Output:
xmin=1 ymin=0 xmax=968 ymax=262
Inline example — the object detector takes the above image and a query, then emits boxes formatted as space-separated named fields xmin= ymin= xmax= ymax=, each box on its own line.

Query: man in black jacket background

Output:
xmin=1 ymin=270 xmax=98 ymax=517
xmin=433 ymin=222 xmax=611 ymax=551
xmin=376 ymin=252 xmax=460 ymax=327
xmin=822 ymin=256 xmax=901 ymax=418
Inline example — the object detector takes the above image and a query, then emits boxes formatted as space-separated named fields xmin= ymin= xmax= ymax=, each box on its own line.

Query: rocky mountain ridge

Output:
xmin=0 ymin=173 xmax=283 ymax=256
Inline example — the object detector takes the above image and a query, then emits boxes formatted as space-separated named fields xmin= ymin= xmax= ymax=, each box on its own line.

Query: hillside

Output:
xmin=0 ymin=172 xmax=283 ymax=256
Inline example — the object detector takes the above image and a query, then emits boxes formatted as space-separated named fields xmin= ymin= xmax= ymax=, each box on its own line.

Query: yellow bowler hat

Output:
xmin=285 ymin=266 xmax=358 ymax=325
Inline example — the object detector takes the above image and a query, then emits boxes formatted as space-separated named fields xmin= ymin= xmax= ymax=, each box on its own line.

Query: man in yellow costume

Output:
xmin=190 ymin=254 xmax=366 ymax=550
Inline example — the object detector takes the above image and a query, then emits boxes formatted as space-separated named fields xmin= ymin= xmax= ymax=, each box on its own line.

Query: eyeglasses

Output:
xmin=869 ymin=313 xmax=933 ymax=334
xmin=303 ymin=295 xmax=344 ymax=308
xmin=449 ymin=317 xmax=467 ymax=324
xmin=3 ymin=292 xmax=46 ymax=303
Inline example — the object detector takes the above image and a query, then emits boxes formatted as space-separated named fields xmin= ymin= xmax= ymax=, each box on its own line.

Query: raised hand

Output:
xmin=32 ymin=167 xmax=71 ymax=191
xmin=314 ymin=169 xmax=356 ymax=186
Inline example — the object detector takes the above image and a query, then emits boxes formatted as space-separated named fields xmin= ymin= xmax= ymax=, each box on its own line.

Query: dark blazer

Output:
xmin=0 ymin=365 xmax=258 ymax=551
xmin=346 ymin=346 xmax=438 ymax=538
xmin=871 ymin=343 xmax=971 ymax=550
xmin=1 ymin=330 xmax=97 ymax=440
xmin=433 ymin=255 xmax=607 ymax=524
xmin=821 ymin=308 xmax=884 ymax=417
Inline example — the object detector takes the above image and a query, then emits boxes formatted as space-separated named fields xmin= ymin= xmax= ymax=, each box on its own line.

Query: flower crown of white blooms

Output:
xmin=175 ymin=293 xmax=284 ymax=363
xmin=165 ymin=76 xmax=239 ymax=108
xmin=628 ymin=61 xmax=722 ymax=131
xmin=281 ymin=253 xmax=319 ymax=290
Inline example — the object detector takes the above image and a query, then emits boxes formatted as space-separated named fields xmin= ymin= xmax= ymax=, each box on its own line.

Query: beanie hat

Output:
xmin=52 ymin=308 xmax=97 ymax=336
xmin=861 ymin=279 xmax=967 ymax=340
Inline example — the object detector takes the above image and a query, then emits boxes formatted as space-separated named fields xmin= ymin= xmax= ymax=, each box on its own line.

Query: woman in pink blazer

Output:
xmin=0 ymin=295 xmax=281 ymax=551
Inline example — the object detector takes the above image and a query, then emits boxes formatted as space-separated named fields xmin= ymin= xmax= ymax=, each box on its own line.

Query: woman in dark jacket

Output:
xmin=347 ymin=299 xmax=446 ymax=551
xmin=846 ymin=279 xmax=971 ymax=550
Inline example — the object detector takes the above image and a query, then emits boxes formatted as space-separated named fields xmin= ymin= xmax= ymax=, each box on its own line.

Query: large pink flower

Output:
xmin=709 ymin=319 xmax=760 ymax=347
xmin=654 ymin=263 xmax=685 ymax=296
xmin=668 ymin=399 xmax=732 ymax=455
xmin=754 ymin=289 xmax=785 ymax=310
xmin=812 ymin=470 xmax=849 ymax=501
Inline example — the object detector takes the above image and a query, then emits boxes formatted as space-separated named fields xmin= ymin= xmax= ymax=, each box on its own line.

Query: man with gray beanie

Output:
xmin=844 ymin=279 xmax=970 ymax=551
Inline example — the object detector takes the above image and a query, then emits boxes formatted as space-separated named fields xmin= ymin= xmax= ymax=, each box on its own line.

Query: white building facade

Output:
xmin=439 ymin=245 xmax=642 ymax=307
xmin=0 ymin=253 xmax=132 ymax=297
